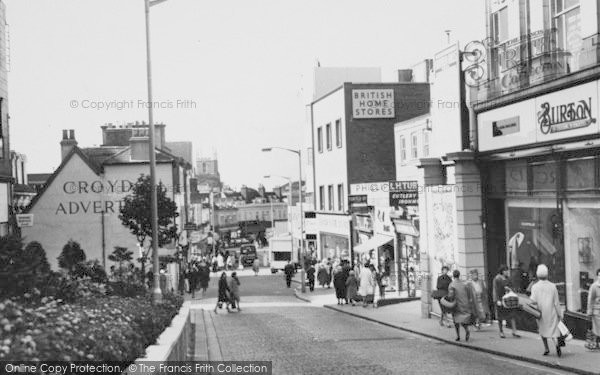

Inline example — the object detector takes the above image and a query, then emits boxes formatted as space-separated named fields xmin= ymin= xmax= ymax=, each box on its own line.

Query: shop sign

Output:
xmin=350 ymin=182 xmax=390 ymax=194
xmin=16 ymin=214 xmax=33 ymax=227
xmin=354 ymin=214 xmax=373 ymax=233
xmin=348 ymin=194 xmax=368 ymax=208
xmin=352 ymin=89 xmax=395 ymax=119
xmin=537 ymin=97 xmax=596 ymax=134
xmin=389 ymin=181 xmax=418 ymax=207
xmin=492 ymin=116 xmax=520 ymax=137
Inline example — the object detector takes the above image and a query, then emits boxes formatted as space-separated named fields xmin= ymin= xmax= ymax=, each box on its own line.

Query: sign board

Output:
xmin=352 ymin=89 xmax=395 ymax=119
xmin=348 ymin=194 xmax=368 ymax=207
xmin=16 ymin=214 xmax=34 ymax=227
xmin=389 ymin=181 xmax=419 ymax=207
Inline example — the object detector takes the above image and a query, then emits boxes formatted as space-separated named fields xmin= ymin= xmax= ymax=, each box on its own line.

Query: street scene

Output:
xmin=2 ymin=0 xmax=600 ymax=374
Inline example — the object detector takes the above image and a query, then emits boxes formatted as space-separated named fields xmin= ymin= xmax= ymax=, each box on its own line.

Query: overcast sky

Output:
xmin=6 ymin=0 xmax=485 ymax=190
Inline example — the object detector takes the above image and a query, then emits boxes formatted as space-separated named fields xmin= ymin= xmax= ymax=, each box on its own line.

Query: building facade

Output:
xmin=471 ymin=0 xmax=600 ymax=338
xmin=22 ymin=126 xmax=192 ymax=270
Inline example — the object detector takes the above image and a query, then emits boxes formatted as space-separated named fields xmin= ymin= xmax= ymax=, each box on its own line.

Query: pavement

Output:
xmin=293 ymin=287 xmax=600 ymax=375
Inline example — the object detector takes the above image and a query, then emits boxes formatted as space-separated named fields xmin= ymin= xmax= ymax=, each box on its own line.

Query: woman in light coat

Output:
xmin=358 ymin=264 xmax=376 ymax=307
xmin=467 ymin=269 xmax=490 ymax=329
xmin=587 ymin=268 xmax=600 ymax=348
xmin=530 ymin=264 xmax=563 ymax=356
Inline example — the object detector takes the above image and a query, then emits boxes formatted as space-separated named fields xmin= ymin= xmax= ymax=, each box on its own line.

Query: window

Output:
xmin=411 ymin=132 xmax=418 ymax=159
xmin=422 ymin=130 xmax=430 ymax=158
xmin=554 ymin=0 xmax=581 ymax=73
xmin=326 ymin=123 xmax=332 ymax=150
xmin=317 ymin=127 xmax=323 ymax=153
xmin=335 ymin=119 xmax=342 ymax=148
xmin=337 ymin=184 xmax=344 ymax=211
xmin=492 ymin=7 xmax=509 ymax=44
xmin=399 ymin=135 xmax=407 ymax=164
xmin=319 ymin=186 xmax=325 ymax=210
xmin=328 ymin=185 xmax=334 ymax=211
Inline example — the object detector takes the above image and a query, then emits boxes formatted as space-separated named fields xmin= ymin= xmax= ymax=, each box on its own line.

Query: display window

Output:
xmin=507 ymin=203 xmax=566 ymax=303
xmin=564 ymin=205 xmax=600 ymax=313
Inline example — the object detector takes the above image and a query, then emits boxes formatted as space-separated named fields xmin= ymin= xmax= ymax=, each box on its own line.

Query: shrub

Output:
xmin=58 ymin=240 xmax=86 ymax=273
xmin=0 ymin=292 xmax=183 ymax=362
xmin=0 ymin=237 xmax=51 ymax=298
xmin=106 ymin=281 xmax=147 ymax=297
xmin=72 ymin=260 xmax=108 ymax=283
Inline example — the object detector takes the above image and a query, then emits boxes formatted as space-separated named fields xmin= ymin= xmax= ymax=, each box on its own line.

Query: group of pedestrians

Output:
xmin=210 ymin=251 xmax=238 ymax=273
xmin=214 ymin=271 xmax=242 ymax=313
xmin=434 ymin=263 xmax=600 ymax=357
xmin=184 ymin=258 xmax=211 ymax=299
xmin=327 ymin=261 xmax=387 ymax=307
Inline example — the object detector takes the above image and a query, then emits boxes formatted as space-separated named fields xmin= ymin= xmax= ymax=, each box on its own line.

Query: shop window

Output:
xmin=565 ymin=207 xmax=600 ymax=313
xmin=566 ymin=157 xmax=596 ymax=191
xmin=507 ymin=206 xmax=566 ymax=303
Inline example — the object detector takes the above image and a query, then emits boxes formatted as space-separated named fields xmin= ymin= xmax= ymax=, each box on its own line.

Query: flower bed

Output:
xmin=0 ymin=292 xmax=183 ymax=361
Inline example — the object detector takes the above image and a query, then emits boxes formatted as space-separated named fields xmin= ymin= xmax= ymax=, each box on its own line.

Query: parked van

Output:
xmin=240 ymin=244 xmax=257 ymax=267
xmin=269 ymin=235 xmax=295 ymax=273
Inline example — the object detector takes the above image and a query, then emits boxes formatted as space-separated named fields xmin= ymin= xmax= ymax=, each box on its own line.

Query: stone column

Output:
xmin=446 ymin=151 xmax=485 ymax=276
xmin=416 ymin=158 xmax=445 ymax=318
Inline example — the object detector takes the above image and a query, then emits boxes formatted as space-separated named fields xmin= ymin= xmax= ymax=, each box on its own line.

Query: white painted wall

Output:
xmin=312 ymin=88 xmax=348 ymax=213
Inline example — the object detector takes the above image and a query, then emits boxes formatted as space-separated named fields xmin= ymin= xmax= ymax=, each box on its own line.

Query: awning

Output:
xmin=353 ymin=234 xmax=393 ymax=254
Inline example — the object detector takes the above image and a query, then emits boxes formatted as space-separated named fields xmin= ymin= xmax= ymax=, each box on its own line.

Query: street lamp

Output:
xmin=262 ymin=147 xmax=306 ymax=293
xmin=145 ymin=0 xmax=168 ymax=303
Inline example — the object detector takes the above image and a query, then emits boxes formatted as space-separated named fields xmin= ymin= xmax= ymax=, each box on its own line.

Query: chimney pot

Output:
xmin=62 ymin=130 xmax=68 ymax=140
xmin=69 ymin=129 xmax=75 ymax=140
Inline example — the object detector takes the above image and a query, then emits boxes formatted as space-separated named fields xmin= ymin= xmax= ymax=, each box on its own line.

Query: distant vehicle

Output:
xmin=240 ymin=244 xmax=257 ymax=267
xmin=269 ymin=235 xmax=296 ymax=273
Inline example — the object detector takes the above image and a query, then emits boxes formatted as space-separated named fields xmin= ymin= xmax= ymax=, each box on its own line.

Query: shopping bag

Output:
xmin=558 ymin=321 xmax=573 ymax=342
xmin=585 ymin=329 xmax=599 ymax=350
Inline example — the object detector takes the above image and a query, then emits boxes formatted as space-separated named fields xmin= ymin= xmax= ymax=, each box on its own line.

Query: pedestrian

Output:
xmin=198 ymin=261 xmax=210 ymax=297
xmin=359 ymin=264 xmax=376 ymax=308
xmin=214 ymin=272 xmax=231 ymax=314
xmin=306 ymin=263 xmax=316 ymax=292
xmin=188 ymin=263 xmax=199 ymax=298
xmin=317 ymin=261 xmax=328 ymax=288
xmin=447 ymin=269 xmax=475 ymax=342
xmin=333 ymin=266 xmax=346 ymax=305
xmin=375 ymin=267 xmax=386 ymax=301
xmin=217 ymin=252 xmax=225 ymax=270
xmin=226 ymin=253 xmax=234 ymax=271
xmin=346 ymin=270 xmax=359 ymax=306
xmin=284 ymin=260 xmax=295 ymax=288
xmin=341 ymin=260 xmax=351 ymax=303
xmin=228 ymin=271 xmax=241 ymax=312
xmin=530 ymin=264 xmax=562 ymax=356
xmin=434 ymin=266 xmax=453 ymax=327
xmin=211 ymin=255 xmax=218 ymax=274
xmin=587 ymin=268 xmax=600 ymax=349
xmin=467 ymin=269 xmax=490 ymax=329
xmin=493 ymin=265 xmax=520 ymax=339
xmin=252 ymin=258 xmax=260 ymax=276
xmin=327 ymin=258 xmax=333 ymax=288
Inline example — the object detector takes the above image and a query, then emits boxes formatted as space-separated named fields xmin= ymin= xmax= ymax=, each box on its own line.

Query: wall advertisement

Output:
xmin=351 ymin=89 xmax=395 ymax=119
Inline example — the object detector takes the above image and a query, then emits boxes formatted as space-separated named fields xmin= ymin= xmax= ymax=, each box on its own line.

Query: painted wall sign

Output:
xmin=352 ymin=89 xmax=395 ymax=119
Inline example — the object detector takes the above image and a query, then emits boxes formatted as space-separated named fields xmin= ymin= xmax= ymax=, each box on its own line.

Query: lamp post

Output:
xmin=144 ymin=0 xmax=168 ymax=303
xmin=262 ymin=147 xmax=305 ymax=293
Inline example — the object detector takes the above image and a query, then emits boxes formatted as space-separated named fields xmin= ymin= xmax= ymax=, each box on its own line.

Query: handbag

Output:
xmin=440 ymin=295 xmax=456 ymax=310
xmin=557 ymin=321 xmax=573 ymax=343
xmin=521 ymin=301 xmax=541 ymax=319
xmin=502 ymin=290 xmax=519 ymax=309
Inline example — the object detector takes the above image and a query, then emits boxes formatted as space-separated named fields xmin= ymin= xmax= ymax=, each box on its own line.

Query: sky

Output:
xmin=5 ymin=0 xmax=485 ymax=191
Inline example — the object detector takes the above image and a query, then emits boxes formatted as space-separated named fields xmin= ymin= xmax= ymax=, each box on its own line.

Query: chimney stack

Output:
xmin=60 ymin=129 xmax=77 ymax=161
xmin=129 ymin=128 xmax=150 ymax=161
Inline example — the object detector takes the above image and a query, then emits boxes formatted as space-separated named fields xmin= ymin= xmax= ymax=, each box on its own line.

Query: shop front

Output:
xmin=477 ymin=79 xmax=600 ymax=338
xmin=316 ymin=212 xmax=351 ymax=263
